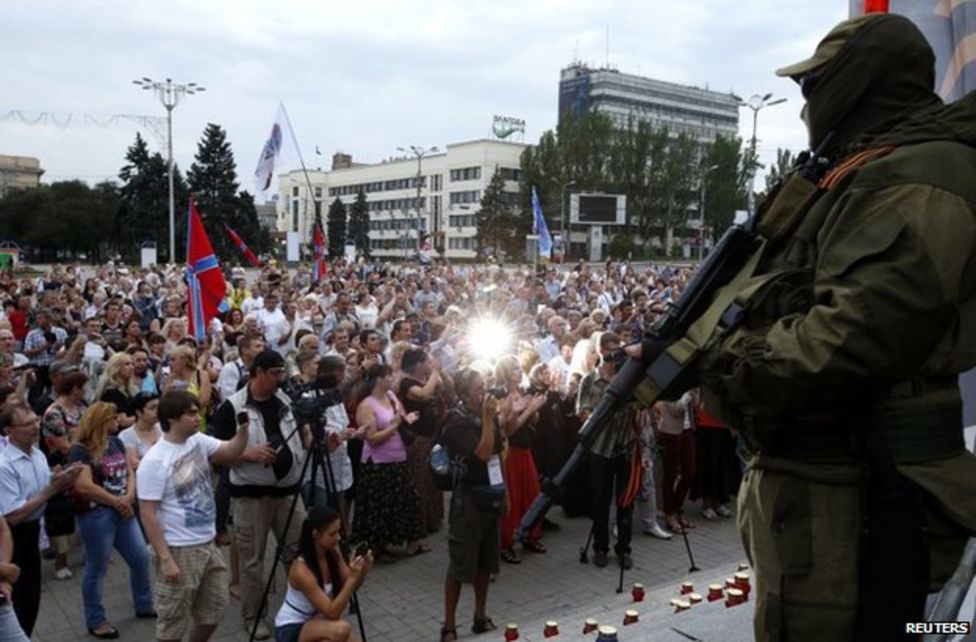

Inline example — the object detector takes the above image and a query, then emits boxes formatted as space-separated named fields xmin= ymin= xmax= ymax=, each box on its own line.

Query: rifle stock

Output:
xmin=516 ymin=222 xmax=760 ymax=542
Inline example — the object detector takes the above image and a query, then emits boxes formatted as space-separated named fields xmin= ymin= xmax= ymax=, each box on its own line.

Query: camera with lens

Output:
xmin=285 ymin=375 xmax=344 ymax=438
xmin=486 ymin=386 xmax=509 ymax=399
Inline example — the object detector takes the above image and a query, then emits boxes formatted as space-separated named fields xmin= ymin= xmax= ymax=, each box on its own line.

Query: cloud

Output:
xmin=1 ymin=0 xmax=848 ymax=191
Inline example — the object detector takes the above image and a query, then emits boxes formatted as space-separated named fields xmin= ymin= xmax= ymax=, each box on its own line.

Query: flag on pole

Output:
xmin=531 ymin=186 xmax=553 ymax=259
xmin=850 ymin=0 xmax=976 ymax=102
xmin=224 ymin=224 xmax=261 ymax=267
xmin=253 ymin=103 xmax=296 ymax=197
xmin=186 ymin=199 xmax=228 ymax=342
xmin=312 ymin=219 xmax=327 ymax=283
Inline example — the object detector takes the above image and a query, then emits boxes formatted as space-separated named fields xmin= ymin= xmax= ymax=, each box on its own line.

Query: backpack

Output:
xmin=428 ymin=407 xmax=467 ymax=491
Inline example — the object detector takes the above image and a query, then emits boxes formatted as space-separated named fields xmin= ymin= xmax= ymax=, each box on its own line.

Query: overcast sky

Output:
xmin=2 ymin=0 xmax=847 ymax=196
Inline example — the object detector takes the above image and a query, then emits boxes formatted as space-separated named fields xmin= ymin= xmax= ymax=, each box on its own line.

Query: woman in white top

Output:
xmin=353 ymin=291 xmax=378 ymax=330
xmin=273 ymin=505 xmax=372 ymax=642
xmin=117 ymin=392 xmax=162 ymax=470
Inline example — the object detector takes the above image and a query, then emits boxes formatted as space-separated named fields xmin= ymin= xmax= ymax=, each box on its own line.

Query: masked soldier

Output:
xmin=690 ymin=14 xmax=976 ymax=642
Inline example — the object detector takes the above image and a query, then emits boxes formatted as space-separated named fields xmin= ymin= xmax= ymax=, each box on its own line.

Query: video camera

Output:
xmin=285 ymin=374 xmax=344 ymax=429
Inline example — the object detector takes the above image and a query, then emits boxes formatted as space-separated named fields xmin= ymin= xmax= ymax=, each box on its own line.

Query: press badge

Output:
xmin=487 ymin=455 xmax=503 ymax=485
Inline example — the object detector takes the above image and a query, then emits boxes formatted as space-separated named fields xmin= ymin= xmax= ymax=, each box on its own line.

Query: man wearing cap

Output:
xmin=208 ymin=349 xmax=305 ymax=640
xmin=629 ymin=14 xmax=976 ymax=641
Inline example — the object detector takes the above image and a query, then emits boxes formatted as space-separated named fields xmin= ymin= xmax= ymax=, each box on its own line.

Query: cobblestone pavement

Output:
xmin=32 ymin=503 xmax=750 ymax=641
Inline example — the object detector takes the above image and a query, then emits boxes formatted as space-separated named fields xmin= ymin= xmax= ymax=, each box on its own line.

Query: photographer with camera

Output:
xmin=440 ymin=368 xmax=504 ymax=642
xmin=575 ymin=332 xmax=640 ymax=570
xmin=273 ymin=506 xmax=372 ymax=642
xmin=22 ymin=309 xmax=67 ymax=406
xmin=298 ymin=355 xmax=358 ymax=526
xmin=209 ymin=349 xmax=307 ymax=640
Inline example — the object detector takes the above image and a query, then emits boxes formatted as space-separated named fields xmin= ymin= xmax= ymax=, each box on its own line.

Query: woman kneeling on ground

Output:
xmin=273 ymin=506 xmax=373 ymax=642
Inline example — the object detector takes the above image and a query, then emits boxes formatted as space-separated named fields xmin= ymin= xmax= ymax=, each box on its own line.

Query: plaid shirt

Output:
xmin=24 ymin=326 xmax=67 ymax=367
xmin=576 ymin=370 xmax=638 ymax=459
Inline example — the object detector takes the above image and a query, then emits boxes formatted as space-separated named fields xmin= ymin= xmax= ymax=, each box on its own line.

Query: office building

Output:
xmin=558 ymin=64 xmax=739 ymax=142
xmin=277 ymin=139 xmax=526 ymax=261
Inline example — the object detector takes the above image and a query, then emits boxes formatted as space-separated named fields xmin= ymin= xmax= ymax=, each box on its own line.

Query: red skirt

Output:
xmin=501 ymin=446 xmax=542 ymax=549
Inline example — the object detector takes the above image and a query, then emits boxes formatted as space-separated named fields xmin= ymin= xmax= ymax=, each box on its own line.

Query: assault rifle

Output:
xmin=516 ymin=219 xmax=761 ymax=541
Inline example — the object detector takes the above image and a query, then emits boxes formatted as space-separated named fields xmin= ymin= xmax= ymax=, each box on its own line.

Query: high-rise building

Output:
xmin=277 ymin=139 xmax=526 ymax=261
xmin=558 ymin=64 xmax=739 ymax=141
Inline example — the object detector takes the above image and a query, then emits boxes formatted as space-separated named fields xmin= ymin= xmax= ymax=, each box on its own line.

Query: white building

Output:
xmin=277 ymin=139 xmax=527 ymax=261
xmin=558 ymin=64 xmax=739 ymax=142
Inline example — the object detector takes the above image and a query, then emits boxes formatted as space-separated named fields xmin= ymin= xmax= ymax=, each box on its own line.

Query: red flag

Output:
xmin=864 ymin=0 xmax=889 ymax=13
xmin=186 ymin=199 xmax=228 ymax=342
xmin=312 ymin=220 xmax=327 ymax=282
xmin=224 ymin=224 xmax=262 ymax=267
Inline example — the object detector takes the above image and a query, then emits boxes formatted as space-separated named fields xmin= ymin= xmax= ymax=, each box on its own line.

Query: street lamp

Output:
xmin=698 ymin=164 xmax=720 ymax=261
xmin=731 ymin=92 xmax=786 ymax=216
xmin=397 ymin=145 xmax=438 ymax=255
xmin=132 ymin=77 xmax=205 ymax=263
xmin=560 ymin=179 xmax=577 ymax=260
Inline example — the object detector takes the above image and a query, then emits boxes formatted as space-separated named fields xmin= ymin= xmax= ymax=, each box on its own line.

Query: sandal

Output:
xmin=440 ymin=625 xmax=458 ymax=642
xmin=500 ymin=548 xmax=522 ymax=564
xmin=472 ymin=616 xmax=497 ymax=634
xmin=522 ymin=539 xmax=547 ymax=554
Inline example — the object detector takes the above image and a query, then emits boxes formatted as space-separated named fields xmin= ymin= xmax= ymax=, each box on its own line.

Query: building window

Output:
xmin=314 ymin=187 xmax=322 ymax=200
xmin=449 ymin=190 xmax=481 ymax=205
xmin=448 ymin=214 xmax=477 ymax=228
xmin=449 ymin=167 xmax=481 ymax=182
xmin=499 ymin=167 xmax=522 ymax=181
xmin=292 ymin=186 xmax=300 ymax=197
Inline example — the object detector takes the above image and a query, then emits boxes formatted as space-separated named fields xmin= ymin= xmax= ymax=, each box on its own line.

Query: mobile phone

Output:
xmin=236 ymin=411 xmax=249 ymax=427
xmin=354 ymin=541 xmax=369 ymax=558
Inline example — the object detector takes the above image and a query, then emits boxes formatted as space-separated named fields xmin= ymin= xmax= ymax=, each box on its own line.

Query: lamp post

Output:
xmin=132 ymin=77 xmax=205 ymax=264
xmin=731 ymin=93 xmax=786 ymax=216
xmin=397 ymin=145 xmax=438 ymax=255
xmin=698 ymin=164 xmax=720 ymax=261
xmin=560 ymin=179 xmax=576 ymax=261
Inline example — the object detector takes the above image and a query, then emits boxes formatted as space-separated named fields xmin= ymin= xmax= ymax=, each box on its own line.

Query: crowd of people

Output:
xmin=0 ymin=256 xmax=743 ymax=641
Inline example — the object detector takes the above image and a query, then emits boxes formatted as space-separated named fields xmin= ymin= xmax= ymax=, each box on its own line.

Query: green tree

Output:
xmin=701 ymin=135 xmax=749 ymax=234
xmin=764 ymin=148 xmax=797 ymax=192
xmin=117 ymin=133 xmax=188 ymax=263
xmin=187 ymin=123 xmax=267 ymax=262
xmin=0 ymin=181 xmax=117 ymax=262
xmin=326 ymin=197 xmax=346 ymax=258
xmin=476 ymin=168 xmax=520 ymax=259
xmin=348 ymin=190 xmax=370 ymax=258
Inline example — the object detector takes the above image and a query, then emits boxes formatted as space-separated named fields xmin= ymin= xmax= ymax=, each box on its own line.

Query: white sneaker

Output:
xmin=701 ymin=508 xmax=719 ymax=521
xmin=54 ymin=567 xmax=73 ymax=580
xmin=643 ymin=523 xmax=673 ymax=540
xmin=716 ymin=505 xmax=733 ymax=518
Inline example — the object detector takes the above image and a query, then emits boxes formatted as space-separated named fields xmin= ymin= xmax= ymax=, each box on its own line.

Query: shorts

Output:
xmin=151 ymin=540 xmax=229 ymax=640
xmin=275 ymin=622 xmax=304 ymax=642
xmin=447 ymin=492 xmax=500 ymax=583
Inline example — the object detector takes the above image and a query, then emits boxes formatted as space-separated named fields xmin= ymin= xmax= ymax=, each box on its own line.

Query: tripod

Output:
xmin=249 ymin=416 xmax=368 ymax=642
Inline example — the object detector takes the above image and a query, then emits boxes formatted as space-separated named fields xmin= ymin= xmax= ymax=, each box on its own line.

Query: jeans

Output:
xmin=77 ymin=506 xmax=153 ymax=628
xmin=9 ymin=520 xmax=40 ymax=636
xmin=0 ymin=603 xmax=28 ymax=642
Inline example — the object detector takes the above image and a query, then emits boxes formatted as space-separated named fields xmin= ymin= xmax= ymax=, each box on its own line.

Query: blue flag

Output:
xmin=531 ymin=186 xmax=552 ymax=259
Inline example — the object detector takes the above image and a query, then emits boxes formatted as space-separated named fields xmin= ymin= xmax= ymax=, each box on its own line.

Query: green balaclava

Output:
xmin=777 ymin=14 xmax=941 ymax=155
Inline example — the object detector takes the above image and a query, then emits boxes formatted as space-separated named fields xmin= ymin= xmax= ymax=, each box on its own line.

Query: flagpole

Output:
xmin=279 ymin=101 xmax=323 ymax=246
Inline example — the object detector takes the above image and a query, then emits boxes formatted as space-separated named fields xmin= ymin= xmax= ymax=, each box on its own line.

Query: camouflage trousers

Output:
xmin=737 ymin=461 xmax=861 ymax=641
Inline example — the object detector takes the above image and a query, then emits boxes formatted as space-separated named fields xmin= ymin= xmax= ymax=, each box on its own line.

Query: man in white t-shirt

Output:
xmin=255 ymin=292 xmax=289 ymax=354
xmin=137 ymin=390 xmax=249 ymax=642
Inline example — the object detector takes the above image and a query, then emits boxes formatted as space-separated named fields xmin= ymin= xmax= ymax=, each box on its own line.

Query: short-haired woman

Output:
xmin=68 ymin=402 xmax=154 ymax=638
